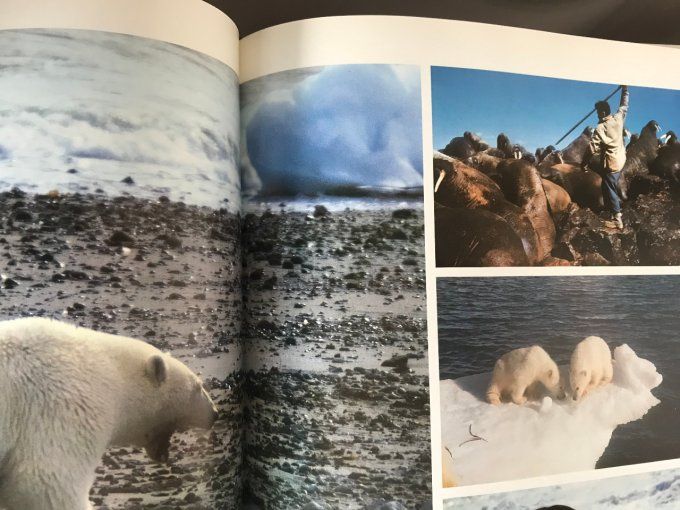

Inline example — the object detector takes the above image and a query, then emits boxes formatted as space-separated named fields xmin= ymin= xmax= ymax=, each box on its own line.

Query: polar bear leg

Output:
xmin=602 ymin=362 xmax=613 ymax=385
xmin=486 ymin=383 xmax=502 ymax=405
xmin=1 ymin=461 xmax=95 ymax=510
xmin=510 ymin=385 xmax=527 ymax=405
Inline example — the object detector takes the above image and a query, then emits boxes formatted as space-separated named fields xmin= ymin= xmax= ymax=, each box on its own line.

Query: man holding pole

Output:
xmin=583 ymin=85 xmax=629 ymax=229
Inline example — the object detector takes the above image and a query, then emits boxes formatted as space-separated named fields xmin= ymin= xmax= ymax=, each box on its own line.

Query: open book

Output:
xmin=0 ymin=1 xmax=678 ymax=509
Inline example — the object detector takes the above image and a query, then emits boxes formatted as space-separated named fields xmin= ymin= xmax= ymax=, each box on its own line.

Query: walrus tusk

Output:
xmin=660 ymin=133 xmax=670 ymax=143
xmin=514 ymin=150 xmax=521 ymax=159
xmin=557 ymin=152 xmax=564 ymax=164
xmin=434 ymin=169 xmax=446 ymax=193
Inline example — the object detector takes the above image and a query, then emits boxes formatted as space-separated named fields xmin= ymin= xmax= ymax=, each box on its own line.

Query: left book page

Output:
xmin=0 ymin=1 xmax=243 ymax=509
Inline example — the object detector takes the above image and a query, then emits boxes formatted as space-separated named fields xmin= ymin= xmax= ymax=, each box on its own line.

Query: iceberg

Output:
xmin=440 ymin=345 xmax=662 ymax=485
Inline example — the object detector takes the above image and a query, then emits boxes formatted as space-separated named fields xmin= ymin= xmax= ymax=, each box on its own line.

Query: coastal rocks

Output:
xmin=242 ymin=204 xmax=430 ymax=508
xmin=550 ymin=189 xmax=680 ymax=266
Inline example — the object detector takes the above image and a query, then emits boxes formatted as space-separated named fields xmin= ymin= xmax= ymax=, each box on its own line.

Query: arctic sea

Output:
xmin=437 ymin=275 xmax=680 ymax=469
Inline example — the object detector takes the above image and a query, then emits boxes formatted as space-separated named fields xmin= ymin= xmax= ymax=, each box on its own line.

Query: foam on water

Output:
xmin=0 ymin=29 xmax=240 ymax=210
xmin=244 ymin=196 xmax=424 ymax=213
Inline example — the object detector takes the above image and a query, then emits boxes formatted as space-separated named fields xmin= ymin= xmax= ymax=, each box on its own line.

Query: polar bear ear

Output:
xmin=580 ymin=369 xmax=588 ymax=377
xmin=145 ymin=355 xmax=167 ymax=384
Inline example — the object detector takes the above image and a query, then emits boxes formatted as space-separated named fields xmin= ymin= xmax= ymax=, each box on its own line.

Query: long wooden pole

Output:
xmin=554 ymin=85 xmax=622 ymax=147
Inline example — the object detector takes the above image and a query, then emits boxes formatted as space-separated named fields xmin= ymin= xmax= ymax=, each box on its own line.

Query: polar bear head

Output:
xmin=570 ymin=367 xmax=591 ymax=402
xmin=137 ymin=353 xmax=219 ymax=463
xmin=538 ymin=357 xmax=566 ymax=400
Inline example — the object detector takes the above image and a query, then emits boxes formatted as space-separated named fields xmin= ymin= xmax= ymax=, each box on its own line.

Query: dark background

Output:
xmin=210 ymin=0 xmax=680 ymax=43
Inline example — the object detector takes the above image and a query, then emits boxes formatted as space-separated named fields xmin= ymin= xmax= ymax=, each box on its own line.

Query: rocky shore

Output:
xmin=0 ymin=188 xmax=243 ymax=509
xmin=242 ymin=204 xmax=431 ymax=509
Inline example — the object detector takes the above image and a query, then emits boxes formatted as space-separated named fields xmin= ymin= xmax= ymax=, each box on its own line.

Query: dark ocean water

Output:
xmin=437 ymin=275 xmax=680 ymax=469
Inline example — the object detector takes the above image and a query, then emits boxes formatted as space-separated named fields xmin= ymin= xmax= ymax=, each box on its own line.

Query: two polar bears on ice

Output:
xmin=486 ymin=336 xmax=613 ymax=405
xmin=0 ymin=317 xmax=219 ymax=510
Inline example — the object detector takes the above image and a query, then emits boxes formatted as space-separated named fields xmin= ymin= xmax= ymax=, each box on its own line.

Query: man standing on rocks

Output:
xmin=583 ymin=85 xmax=629 ymax=230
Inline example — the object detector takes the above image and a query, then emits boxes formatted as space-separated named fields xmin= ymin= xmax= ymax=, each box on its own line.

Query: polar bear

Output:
xmin=570 ymin=335 xmax=613 ymax=401
xmin=0 ymin=317 xmax=218 ymax=510
xmin=486 ymin=345 xmax=563 ymax=405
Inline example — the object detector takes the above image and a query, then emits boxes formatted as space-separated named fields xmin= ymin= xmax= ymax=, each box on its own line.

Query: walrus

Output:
xmin=496 ymin=159 xmax=556 ymax=261
xmin=541 ymin=178 xmax=571 ymax=214
xmin=542 ymin=163 xmax=603 ymax=211
xmin=464 ymin=131 xmax=489 ymax=151
xmin=660 ymin=130 xmax=677 ymax=146
xmin=496 ymin=133 xmax=514 ymax=158
xmin=440 ymin=135 xmax=477 ymax=160
xmin=538 ymin=127 xmax=593 ymax=174
xmin=513 ymin=144 xmax=536 ymax=163
xmin=434 ymin=152 xmax=541 ymax=263
xmin=434 ymin=204 xmax=529 ymax=267
xmin=535 ymin=145 xmax=557 ymax=163
xmin=495 ymin=132 xmax=532 ymax=161
xmin=651 ymin=142 xmax=680 ymax=186
xmin=618 ymin=120 xmax=661 ymax=199
xmin=465 ymin=151 xmax=502 ymax=179
xmin=440 ymin=131 xmax=491 ymax=159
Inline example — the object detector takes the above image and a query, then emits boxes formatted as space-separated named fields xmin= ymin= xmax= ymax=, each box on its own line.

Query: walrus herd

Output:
xmin=435 ymin=125 xmax=680 ymax=266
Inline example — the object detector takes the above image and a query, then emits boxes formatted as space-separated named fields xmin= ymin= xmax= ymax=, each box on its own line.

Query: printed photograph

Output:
xmin=0 ymin=29 xmax=242 ymax=509
xmin=240 ymin=64 xmax=431 ymax=509
xmin=445 ymin=466 xmax=680 ymax=509
xmin=437 ymin=276 xmax=677 ymax=488
xmin=431 ymin=67 xmax=680 ymax=267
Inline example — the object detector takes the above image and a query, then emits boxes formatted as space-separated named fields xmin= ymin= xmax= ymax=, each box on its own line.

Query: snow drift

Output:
xmin=440 ymin=344 xmax=662 ymax=485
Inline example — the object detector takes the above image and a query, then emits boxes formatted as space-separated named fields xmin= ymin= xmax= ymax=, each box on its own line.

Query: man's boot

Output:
xmin=604 ymin=212 xmax=623 ymax=230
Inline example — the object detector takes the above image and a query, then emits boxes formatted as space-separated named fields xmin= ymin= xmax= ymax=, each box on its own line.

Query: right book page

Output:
xmin=238 ymin=15 xmax=679 ymax=510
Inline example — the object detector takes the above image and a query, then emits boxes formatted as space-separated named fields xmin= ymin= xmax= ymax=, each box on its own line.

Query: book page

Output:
xmin=0 ymin=1 xmax=243 ymax=509
xmin=239 ymin=15 xmax=680 ymax=510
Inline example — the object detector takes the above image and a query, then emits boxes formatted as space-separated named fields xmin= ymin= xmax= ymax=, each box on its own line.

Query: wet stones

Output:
xmin=12 ymin=208 xmax=33 ymax=222
xmin=313 ymin=205 xmax=330 ymax=218
xmin=107 ymin=230 xmax=135 ymax=247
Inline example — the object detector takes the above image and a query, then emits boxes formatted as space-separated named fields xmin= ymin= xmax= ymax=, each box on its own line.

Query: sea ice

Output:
xmin=440 ymin=344 xmax=662 ymax=485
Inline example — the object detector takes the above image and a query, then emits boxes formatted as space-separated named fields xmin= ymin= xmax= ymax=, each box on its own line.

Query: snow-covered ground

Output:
xmin=446 ymin=467 xmax=680 ymax=509
xmin=440 ymin=345 xmax=662 ymax=485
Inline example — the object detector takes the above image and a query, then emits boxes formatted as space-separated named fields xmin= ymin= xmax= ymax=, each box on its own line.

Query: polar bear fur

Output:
xmin=570 ymin=336 xmax=613 ymax=401
xmin=0 ymin=317 xmax=218 ymax=510
xmin=486 ymin=345 xmax=562 ymax=405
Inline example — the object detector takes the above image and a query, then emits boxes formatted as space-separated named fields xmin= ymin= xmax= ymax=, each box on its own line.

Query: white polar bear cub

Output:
xmin=570 ymin=335 xmax=613 ymax=401
xmin=486 ymin=345 xmax=562 ymax=405
xmin=0 ymin=317 xmax=219 ymax=510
